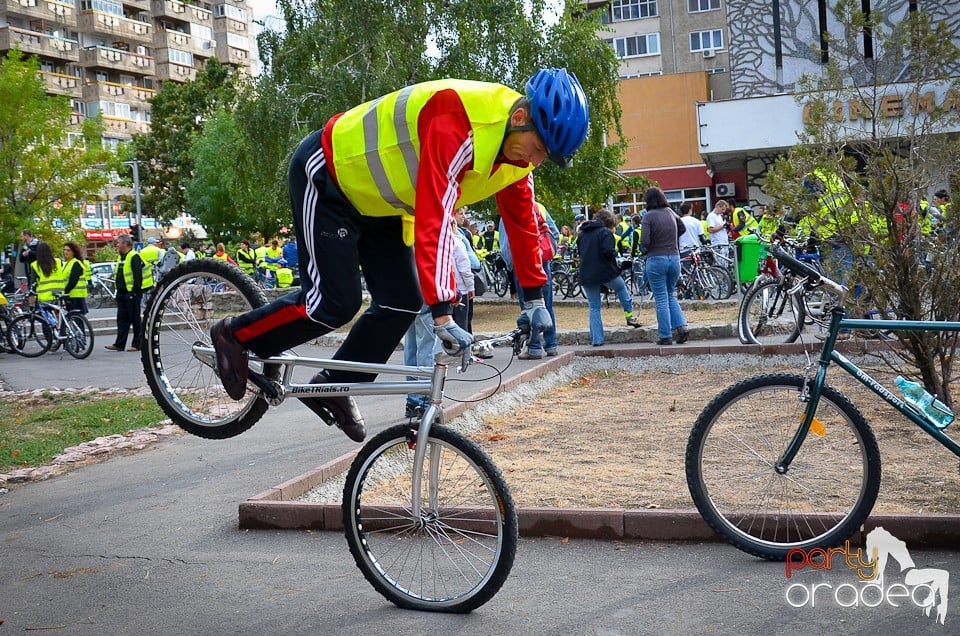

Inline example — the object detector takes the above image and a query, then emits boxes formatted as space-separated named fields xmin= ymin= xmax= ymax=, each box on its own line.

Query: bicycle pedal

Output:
xmin=247 ymin=371 xmax=280 ymax=401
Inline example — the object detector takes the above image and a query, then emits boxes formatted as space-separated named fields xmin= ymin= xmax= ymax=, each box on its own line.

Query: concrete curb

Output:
xmin=238 ymin=339 xmax=958 ymax=548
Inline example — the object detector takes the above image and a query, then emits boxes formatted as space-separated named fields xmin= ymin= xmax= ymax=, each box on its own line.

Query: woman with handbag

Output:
xmin=640 ymin=187 xmax=690 ymax=345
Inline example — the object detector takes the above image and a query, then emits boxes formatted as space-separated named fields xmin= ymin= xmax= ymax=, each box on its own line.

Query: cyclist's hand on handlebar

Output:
xmin=519 ymin=299 xmax=552 ymax=336
xmin=434 ymin=318 xmax=473 ymax=356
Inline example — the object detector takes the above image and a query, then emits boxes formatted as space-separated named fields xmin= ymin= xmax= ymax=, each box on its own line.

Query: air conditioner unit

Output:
xmin=702 ymin=49 xmax=716 ymax=59
xmin=715 ymin=182 xmax=735 ymax=198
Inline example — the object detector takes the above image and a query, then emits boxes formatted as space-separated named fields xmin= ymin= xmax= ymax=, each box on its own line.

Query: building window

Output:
xmin=215 ymin=3 xmax=247 ymax=21
xmin=190 ymin=23 xmax=212 ymax=40
xmin=80 ymin=0 xmax=122 ymax=15
xmin=226 ymin=32 xmax=248 ymax=49
xmin=168 ymin=48 xmax=194 ymax=66
xmin=690 ymin=29 xmax=723 ymax=52
xmin=610 ymin=33 xmax=661 ymax=59
xmin=688 ymin=0 xmax=720 ymax=12
xmin=611 ymin=0 xmax=657 ymax=22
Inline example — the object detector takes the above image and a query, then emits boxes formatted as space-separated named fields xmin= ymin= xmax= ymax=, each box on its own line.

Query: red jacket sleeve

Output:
xmin=496 ymin=175 xmax=547 ymax=295
xmin=413 ymin=90 xmax=475 ymax=317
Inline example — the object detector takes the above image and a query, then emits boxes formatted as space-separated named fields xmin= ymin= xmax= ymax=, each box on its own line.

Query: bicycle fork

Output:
xmin=409 ymin=363 xmax=448 ymax=519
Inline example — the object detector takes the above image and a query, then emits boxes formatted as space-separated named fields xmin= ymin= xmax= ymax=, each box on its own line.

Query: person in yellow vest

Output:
xmin=213 ymin=242 xmax=237 ymax=265
xmin=139 ymin=237 xmax=164 ymax=284
xmin=731 ymin=201 xmax=759 ymax=237
xmin=30 ymin=242 xmax=63 ymax=302
xmin=263 ymin=239 xmax=283 ymax=271
xmin=253 ymin=241 xmax=268 ymax=269
xmin=235 ymin=239 xmax=257 ymax=276
xmin=61 ymin=241 xmax=90 ymax=314
xmin=105 ymin=234 xmax=151 ymax=352
xmin=209 ymin=68 xmax=589 ymax=443
xmin=275 ymin=259 xmax=295 ymax=288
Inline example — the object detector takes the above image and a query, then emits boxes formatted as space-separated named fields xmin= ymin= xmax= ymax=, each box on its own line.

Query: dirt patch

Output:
xmin=474 ymin=360 xmax=960 ymax=514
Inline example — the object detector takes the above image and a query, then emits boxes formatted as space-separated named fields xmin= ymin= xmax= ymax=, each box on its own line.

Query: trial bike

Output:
xmin=140 ymin=258 xmax=523 ymax=612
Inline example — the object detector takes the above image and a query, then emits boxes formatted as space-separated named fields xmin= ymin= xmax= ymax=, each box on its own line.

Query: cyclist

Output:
xmin=61 ymin=241 xmax=90 ymax=315
xmin=210 ymin=68 xmax=589 ymax=442
xmin=30 ymin=242 xmax=63 ymax=303
xmin=235 ymin=240 xmax=257 ymax=276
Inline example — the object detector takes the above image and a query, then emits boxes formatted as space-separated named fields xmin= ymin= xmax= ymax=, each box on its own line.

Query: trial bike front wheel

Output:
xmin=685 ymin=373 xmax=881 ymax=560
xmin=343 ymin=423 xmax=518 ymax=613
xmin=141 ymin=258 xmax=278 ymax=439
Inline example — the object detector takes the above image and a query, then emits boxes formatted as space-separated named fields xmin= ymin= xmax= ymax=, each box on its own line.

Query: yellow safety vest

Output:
xmin=117 ymin=251 xmax=154 ymax=292
xmin=330 ymin=79 xmax=534 ymax=244
xmin=32 ymin=258 xmax=64 ymax=301
xmin=263 ymin=247 xmax=282 ymax=270
xmin=138 ymin=244 xmax=162 ymax=284
xmin=63 ymin=257 xmax=89 ymax=299
xmin=276 ymin=267 xmax=294 ymax=288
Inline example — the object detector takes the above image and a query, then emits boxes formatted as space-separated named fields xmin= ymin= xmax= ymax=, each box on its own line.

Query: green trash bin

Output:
xmin=734 ymin=234 xmax=765 ymax=283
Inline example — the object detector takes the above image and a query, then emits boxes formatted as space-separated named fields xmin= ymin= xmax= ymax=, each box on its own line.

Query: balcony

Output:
xmin=39 ymin=69 xmax=82 ymax=97
xmin=101 ymin=115 xmax=150 ymax=138
xmin=150 ymin=0 xmax=210 ymax=25
xmin=3 ymin=0 xmax=77 ymax=26
xmin=155 ymin=28 xmax=214 ymax=55
xmin=154 ymin=60 xmax=195 ymax=82
xmin=82 ymin=79 xmax=154 ymax=107
xmin=212 ymin=14 xmax=246 ymax=35
xmin=79 ymin=45 xmax=153 ymax=74
xmin=0 ymin=26 xmax=80 ymax=62
xmin=216 ymin=44 xmax=248 ymax=68
xmin=78 ymin=10 xmax=152 ymax=44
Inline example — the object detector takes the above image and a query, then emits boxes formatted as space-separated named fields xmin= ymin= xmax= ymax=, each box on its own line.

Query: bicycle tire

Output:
xmin=686 ymin=373 xmax=880 ymax=560
xmin=343 ymin=423 xmax=518 ymax=613
xmin=707 ymin=266 xmax=734 ymax=300
xmin=141 ymin=259 xmax=278 ymax=439
xmin=552 ymin=272 xmax=569 ymax=299
xmin=8 ymin=313 xmax=53 ymax=357
xmin=493 ymin=269 xmax=509 ymax=297
xmin=64 ymin=312 xmax=94 ymax=359
xmin=738 ymin=279 xmax=804 ymax=345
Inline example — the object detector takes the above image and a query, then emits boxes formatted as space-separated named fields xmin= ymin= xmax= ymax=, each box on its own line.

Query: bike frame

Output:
xmin=779 ymin=306 xmax=960 ymax=472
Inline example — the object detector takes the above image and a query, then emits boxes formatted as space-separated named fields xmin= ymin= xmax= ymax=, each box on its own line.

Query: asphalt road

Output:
xmin=1 ymin=329 xmax=957 ymax=635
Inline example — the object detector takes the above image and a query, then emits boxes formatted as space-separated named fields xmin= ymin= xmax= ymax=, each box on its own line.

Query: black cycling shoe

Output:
xmin=299 ymin=371 xmax=366 ymax=442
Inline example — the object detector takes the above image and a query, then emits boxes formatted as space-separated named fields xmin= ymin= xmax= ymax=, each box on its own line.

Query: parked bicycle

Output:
xmin=87 ymin=269 xmax=117 ymax=309
xmin=141 ymin=258 xmax=523 ymax=612
xmin=676 ymin=247 xmax=734 ymax=301
xmin=8 ymin=292 xmax=95 ymax=359
xmin=686 ymin=244 xmax=960 ymax=559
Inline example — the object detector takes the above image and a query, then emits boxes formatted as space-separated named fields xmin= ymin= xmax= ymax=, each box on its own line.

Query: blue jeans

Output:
xmin=645 ymin=254 xmax=687 ymax=340
xmin=403 ymin=305 xmax=439 ymax=409
xmin=514 ymin=266 xmax=557 ymax=354
xmin=582 ymin=275 xmax=633 ymax=346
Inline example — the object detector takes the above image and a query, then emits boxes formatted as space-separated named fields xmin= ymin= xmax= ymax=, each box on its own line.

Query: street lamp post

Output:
xmin=124 ymin=160 xmax=142 ymax=232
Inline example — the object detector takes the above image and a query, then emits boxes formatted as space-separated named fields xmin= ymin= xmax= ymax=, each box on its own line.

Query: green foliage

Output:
xmin=131 ymin=59 xmax=237 ymax=227
xmin=0 ymin=50 xmax=119 ymax=248
xmin=765 ymin=3 xmax=960 ymax=403
xmin=251 ymin=0 xmax=627 ymax=216
xmin=0 ymin=395 xmax=166 ymax=472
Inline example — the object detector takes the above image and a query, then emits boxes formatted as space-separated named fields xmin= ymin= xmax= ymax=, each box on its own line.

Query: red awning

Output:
xmin=640 ymin=165 xmax=713 ymax=190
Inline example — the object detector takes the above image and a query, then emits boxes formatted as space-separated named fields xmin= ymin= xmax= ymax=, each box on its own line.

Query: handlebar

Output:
xmin=458 ymin=327 xmax=528 ymax=372
xmin=766 ymin=244 xmax=849 ymax=304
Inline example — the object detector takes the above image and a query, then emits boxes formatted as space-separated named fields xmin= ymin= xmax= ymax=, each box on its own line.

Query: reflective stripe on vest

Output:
xmin=32 ymin=258 xmax=64 ymax=301
xmin=331 ymin=79 xmax=533 ymax=217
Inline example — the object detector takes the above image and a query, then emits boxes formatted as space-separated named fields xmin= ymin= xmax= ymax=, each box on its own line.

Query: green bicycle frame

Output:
xmin=777 ymin=307 xmax=960 ymax=472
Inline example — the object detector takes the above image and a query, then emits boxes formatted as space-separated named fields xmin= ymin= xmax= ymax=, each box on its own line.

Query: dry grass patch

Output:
xmin=475 ymin=362 xmax=960 ymax=514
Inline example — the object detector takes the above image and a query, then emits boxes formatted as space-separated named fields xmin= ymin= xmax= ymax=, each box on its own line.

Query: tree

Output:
xmin=764 ymin=2 xmax=960 ymax=404
xmin=0 ymin=50 xmax=117 ymax=247
xmin=131 ymin=59 xmax=237 ymax=227
xmin=249 ymin=0 xmax=630 ymax=225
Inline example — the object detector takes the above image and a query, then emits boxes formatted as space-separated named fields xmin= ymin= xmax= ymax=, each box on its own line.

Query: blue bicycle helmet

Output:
xmin=525 ymin=68 xmax=589 ymax=167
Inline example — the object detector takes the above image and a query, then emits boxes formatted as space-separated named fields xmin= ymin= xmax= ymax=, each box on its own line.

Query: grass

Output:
xmin=0 ymin=394 xmax=167 ymax=473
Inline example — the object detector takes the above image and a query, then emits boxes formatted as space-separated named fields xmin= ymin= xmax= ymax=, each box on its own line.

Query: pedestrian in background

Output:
xmin=640 ymin=187 xmax=689 ymax=346
xmin=576 ymin=209 xmax=641 ymax=347
xmin=105 ymin=235 xmax=149 ymax=352
xmin=61 ymin=241 xmax=90 ymax=315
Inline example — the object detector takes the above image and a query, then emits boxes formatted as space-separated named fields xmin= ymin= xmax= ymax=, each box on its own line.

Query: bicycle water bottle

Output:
xmin=894 ymin=375 xmax=955 ymax=429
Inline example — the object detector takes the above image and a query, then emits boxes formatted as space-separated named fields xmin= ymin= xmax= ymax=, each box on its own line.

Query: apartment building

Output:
xmin=589 ymin=0 xmax=960 ymax=216
xmin=1 ymin=0 xmax=252 ymax=230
